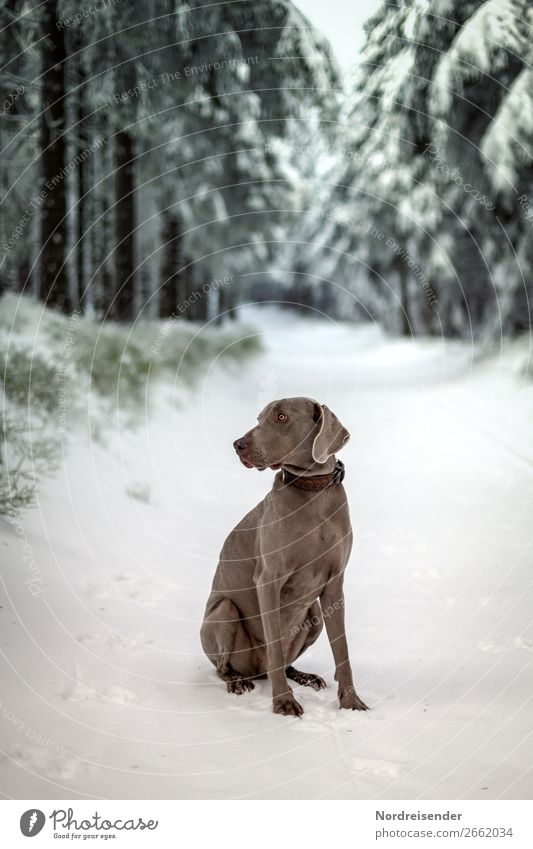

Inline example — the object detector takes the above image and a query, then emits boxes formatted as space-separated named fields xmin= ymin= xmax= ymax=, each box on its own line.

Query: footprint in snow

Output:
xmin=81 ymin=579 xmax=111 ymax=599
xmin=63 ymin=663 xmax=140 ymax=705
xmin=113 ymin=573 xmax=169 ymax=608
xmin=81 ymin=573 xmax=171 ymax=608
xmin=292 ymin=690 xmax=376 ymax=732
xmin=64 ymin=680 xmax=140 ymax=705
xmin=476 ymin=636 xmax=533 ymax=655
xmin=7 ymin=744 xmax=79 ymax=781
xmin=348 ymin=756 xmax=407 ymax=781
xmin=77 ymin=632 xmax=154 ymax=651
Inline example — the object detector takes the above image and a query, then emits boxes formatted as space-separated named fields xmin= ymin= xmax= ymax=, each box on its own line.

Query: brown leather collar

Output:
xmin=281 ymin=459 xmax=345 ymax=491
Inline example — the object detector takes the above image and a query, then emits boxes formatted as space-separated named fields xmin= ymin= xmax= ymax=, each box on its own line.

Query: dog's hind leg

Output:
xmin=200 ymin=598 xmax=255 ymax=694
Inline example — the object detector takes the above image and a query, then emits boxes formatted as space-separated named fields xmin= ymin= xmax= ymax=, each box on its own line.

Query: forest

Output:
xmin=1 ymin=0 xmax=531 ymax=337
xmin=1 ymin=2 xmax=532 ymax=802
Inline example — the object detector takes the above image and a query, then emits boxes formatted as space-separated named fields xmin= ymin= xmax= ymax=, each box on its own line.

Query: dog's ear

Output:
xmin=312 ymin=403 xmax=350 ymax=464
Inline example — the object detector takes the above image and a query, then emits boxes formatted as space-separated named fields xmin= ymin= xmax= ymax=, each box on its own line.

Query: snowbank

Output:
xmin=0 ymin=306 xmax=532 ymax=799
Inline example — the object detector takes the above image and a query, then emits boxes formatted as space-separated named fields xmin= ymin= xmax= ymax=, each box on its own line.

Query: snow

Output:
xmin=380 ymin=48 xmax=416 ymax=113
xmin=1 ymin=307 xmax=532 ymax=800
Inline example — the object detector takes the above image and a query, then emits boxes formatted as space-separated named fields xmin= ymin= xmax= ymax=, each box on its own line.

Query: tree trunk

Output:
xmin=397 ymin=259 xmax=411 ymax=336
xmin=318 ymin=281 xmax=335 ymax=318
xmin=138 ymin=266 xmax=152 ymax=318
xmin=89 ymin=128 xmax=103 ymax=316
xmin=114 ymin=129 xmax=136 ymax=321
xmin=159 ymin=211 xmax=183 ymax=318
xmin=422 ymin=279 xmax=439 ymax=336
xmin=93 ymin=112 xmax=115 ymax=318
xmin=514 ymin=166 xmax=533 ymax=332
xmin=454 ymin=227 xmax=491 ymax=331
xmin=40 ymin=0 xmax=70 ymax=312
xmin=76 ymin=63 xmax=88 ymax=313
xmin=217 ymin=278 xmax=239 ymax=322
xmin=219 ymin=280 xmax=238 ymax=320
xmin=190 ymin=268 xmax=208 ymax=321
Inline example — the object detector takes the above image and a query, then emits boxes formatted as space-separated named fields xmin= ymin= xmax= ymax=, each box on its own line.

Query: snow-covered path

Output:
xmin=1 ymin=308 xmax=532 ymax=799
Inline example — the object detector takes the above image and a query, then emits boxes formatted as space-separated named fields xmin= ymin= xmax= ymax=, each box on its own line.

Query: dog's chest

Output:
xmin=281 ymin=560 xmax=331 ymax=606
xmin=259 ymin=490 xmax=351 ymax=601
xmin=280 ymin=524 xmax=349 ymax=603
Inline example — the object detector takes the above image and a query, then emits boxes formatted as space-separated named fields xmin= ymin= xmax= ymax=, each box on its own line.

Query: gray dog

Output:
xmin=201 ymin=397 xmax=368 ymax=717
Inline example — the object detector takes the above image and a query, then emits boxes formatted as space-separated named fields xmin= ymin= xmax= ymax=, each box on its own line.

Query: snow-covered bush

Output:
xmin=1 ymin=346 xmax=59 ymax=413
xmin=0 ymin=293 xmax=261 ymax=514
xmin=0 ymin=345 xmax=63 ymax=514
xmin=74 ymin=322 xmax=153 ymax=402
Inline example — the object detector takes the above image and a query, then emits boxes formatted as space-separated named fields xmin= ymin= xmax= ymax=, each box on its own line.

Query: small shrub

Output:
xmin=0 ymin=347 xmax=60 ymax=413
xmin=0 ymin=410 xmax=61 ymax=514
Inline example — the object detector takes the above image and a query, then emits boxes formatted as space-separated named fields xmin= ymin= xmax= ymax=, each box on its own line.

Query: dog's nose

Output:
xmin=233 ymin=438 xmax=247 ymax=453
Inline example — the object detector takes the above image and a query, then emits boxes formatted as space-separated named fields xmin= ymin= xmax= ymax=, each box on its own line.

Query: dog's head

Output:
xmin=233 ymin=397 xmax=350 ymax=472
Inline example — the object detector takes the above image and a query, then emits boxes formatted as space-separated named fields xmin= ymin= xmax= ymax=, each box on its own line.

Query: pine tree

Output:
xmin=297 ymin=0 xmax=533 ymax=337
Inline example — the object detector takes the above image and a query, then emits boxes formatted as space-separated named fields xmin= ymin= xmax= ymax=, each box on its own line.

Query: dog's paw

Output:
xmin=303 ymin=673 xmax=326 ymax=691
xmin=287 ymin=667 xmax=327 ymax=690
xmin=339 ymin=685 xmax=369 ymax=711
xmin=226 ymin=677 xmax=255 ymax=695
xmin=272 ymin=693 xmax=304 ymax=717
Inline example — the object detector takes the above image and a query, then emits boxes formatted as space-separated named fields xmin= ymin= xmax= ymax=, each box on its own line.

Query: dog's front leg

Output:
xmin=256 ymin=572 xmax=304 ymax=717
xmin=321 ymin=575 xmax=369 ymax=711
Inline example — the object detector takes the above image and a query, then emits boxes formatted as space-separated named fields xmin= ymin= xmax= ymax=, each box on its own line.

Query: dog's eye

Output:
xmin=277 ymin=413 xmax=288 ymax=422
